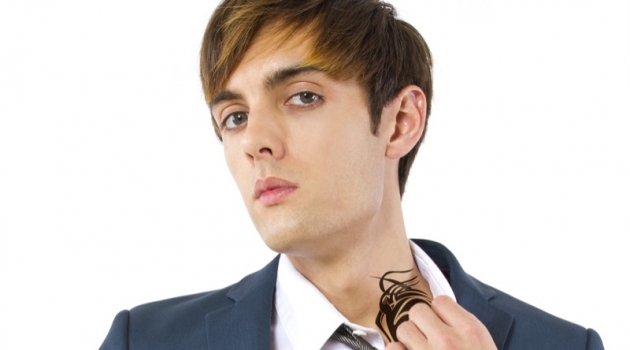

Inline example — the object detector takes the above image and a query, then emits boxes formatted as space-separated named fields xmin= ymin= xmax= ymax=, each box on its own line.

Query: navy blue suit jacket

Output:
xmin=100 ymin=239 xmax=604 ymax=349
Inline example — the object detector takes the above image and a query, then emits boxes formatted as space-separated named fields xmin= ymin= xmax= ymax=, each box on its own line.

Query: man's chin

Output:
xmin=250 ymin=210 xmax=335 ymax=256
xmin=258 ymin=229 xmax=302 ymax=254
xmin=255 ymin=223 xmax=317 ymax=256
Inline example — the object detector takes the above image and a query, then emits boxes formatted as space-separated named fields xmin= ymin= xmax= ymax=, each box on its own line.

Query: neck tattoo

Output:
xmin=374 ymin=269 xmax=432 ymax=342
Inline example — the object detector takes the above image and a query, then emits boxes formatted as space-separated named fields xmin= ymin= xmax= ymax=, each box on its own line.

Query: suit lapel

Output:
xmin=204 ymin=241 xmax=514 ymax=349
xmin=205 ymin=256 xmax=279 ymax=350
xmin=414 ymin=239 xmax=514 ymax=350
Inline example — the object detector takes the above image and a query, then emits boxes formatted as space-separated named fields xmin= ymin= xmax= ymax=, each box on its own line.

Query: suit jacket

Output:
xmin=100 ymin=239 xmax=604 ymax=349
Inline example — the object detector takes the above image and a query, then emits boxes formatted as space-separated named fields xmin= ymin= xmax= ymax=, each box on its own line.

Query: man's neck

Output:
xmin=285 ymin=198 xmax=433 ymax=340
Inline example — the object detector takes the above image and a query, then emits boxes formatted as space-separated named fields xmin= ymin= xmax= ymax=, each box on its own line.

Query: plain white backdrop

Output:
xmin=0 ymin=0 xmax=627 ymax=349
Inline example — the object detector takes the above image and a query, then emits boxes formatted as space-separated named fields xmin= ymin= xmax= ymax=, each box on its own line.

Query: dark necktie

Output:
xmin=331 ymin=324 xmax=378 ymax=350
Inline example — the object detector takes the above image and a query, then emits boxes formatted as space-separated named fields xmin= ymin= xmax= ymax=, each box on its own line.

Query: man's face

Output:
xmin=211 ymin=29 xmax=391 ymax=258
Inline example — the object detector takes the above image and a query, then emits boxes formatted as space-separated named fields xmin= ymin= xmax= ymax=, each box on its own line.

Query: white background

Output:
xmin=1 ymin=0 xmax=628 ymax=349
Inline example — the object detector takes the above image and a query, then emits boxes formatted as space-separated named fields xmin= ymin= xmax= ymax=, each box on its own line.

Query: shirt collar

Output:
xmin=274 ymin=240 xmax=456 ymax=349
xmin=275 ymin=253 xmax=350 ymax=350
xmin=409 ymin=240 xmax=457 ymax=301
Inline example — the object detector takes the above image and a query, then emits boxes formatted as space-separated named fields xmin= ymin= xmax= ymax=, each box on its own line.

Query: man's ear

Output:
xmin=384 ymin=85 xmax=427 ymax=159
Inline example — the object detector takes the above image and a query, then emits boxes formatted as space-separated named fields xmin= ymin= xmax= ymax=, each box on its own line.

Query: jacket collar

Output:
xmin=414 ymin=239 xmax=514 ymax=350
xmin=205 ymin=256 xmax=279 ymax=350
xmin=205 ymin=240 xmax=514 ymax=350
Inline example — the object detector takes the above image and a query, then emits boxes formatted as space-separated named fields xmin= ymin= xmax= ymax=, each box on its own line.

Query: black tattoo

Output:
xmin=374 ymin=269 xmax=432 ymax=342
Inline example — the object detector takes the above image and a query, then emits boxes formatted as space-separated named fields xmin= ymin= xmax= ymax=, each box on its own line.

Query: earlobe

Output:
xmin=384 ymin=86 xmax=427 ymax=160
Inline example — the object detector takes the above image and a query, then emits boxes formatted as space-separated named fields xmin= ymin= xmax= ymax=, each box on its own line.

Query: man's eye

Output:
xmin=287 ymin=92 xmax=320 ymax=106
xmin=223 ymin=112 xmax=248 ymax=130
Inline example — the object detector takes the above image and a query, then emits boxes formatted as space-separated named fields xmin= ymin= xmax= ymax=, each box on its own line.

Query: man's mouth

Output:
xmin=254 ymin=177 xmax=297 ymax=205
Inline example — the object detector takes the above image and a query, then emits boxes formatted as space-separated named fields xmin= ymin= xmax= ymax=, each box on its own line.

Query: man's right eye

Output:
xmin=223 ymin=112 xmax=248 ymax=130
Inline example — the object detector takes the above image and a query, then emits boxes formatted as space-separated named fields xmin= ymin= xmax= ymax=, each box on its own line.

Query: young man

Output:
xmin=101 ymin=0 xmax=604 ymax=349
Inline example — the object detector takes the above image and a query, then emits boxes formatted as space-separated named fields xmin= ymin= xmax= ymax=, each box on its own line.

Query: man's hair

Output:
xmin=200 ymin=0 xmax=433 ymax=196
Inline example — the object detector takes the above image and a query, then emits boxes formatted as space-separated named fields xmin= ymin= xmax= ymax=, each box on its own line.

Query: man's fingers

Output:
xmin=429 ymin=295 xmax=498 ymax=349
xmin=407 ymin=302 xmax=445 ymax=336
xmin=395 ymin=296 xmax=497 ymax=350
xmin=431 ymin=295 xmax=477 ymax=328
xmin=384 ymin=341 xmax=407 ymax=350
xmin=396 ymin=319 xmax=428 ymax=350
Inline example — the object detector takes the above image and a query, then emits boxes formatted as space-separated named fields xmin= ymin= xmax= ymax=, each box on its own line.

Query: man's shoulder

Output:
xmin=101 ymin=288 xmax=230 ymax=350
xmin=413 ymin=239 xmax=604 ymax=349
xmin=108 ymin=280 xmax=235 ymax=349
xmin=480 ymin=277 xmax=572 ymax=326
xmin=129 ymin=284 xmax=231 ymax=322
xmin=129 ymin=255 xmax=280 ymax=317
xmin=479 ymin=278 xmax=604 ymax=349
xmin=101 ymin=256 xmax=280 ymax=350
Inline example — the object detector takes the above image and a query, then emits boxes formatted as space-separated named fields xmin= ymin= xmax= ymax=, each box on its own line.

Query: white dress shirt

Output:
xmin=271 ymin=240 xmax=457 ymax=350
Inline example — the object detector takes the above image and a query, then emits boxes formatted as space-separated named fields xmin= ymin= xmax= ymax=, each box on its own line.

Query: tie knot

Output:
xmin=331 ymin=324 xmax=377 ymax=350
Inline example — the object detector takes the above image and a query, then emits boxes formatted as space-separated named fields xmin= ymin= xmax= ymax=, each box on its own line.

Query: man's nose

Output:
xmin=240 ymin=106 xmax=285 ymax=161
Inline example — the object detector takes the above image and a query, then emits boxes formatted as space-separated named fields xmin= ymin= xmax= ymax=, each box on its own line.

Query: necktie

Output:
xmin=331 ymin=324 xmax=377 ymax=350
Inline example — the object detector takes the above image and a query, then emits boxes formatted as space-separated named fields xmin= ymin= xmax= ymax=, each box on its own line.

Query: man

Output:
xmin=100 ymin=0 xmax=604 ymax=349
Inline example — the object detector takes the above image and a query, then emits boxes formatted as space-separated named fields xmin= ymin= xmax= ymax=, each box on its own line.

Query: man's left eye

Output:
xmin=287 ymin=92 xmax=320 ymax=106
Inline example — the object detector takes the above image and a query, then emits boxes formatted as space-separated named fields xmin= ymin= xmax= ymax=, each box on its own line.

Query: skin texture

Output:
xmin=213 ymin=35 xmax=387 ymax=259
xmin=212 ymin=26 xmax=495 ymax=349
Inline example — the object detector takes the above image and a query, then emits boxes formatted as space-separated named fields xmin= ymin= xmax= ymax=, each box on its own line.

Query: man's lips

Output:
xmin=254 ymin=177 xmax=297 ymax=205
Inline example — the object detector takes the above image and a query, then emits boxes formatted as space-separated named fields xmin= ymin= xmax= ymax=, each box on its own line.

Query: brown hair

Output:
xmin=200 ymin=0 xmax=433 ymax=196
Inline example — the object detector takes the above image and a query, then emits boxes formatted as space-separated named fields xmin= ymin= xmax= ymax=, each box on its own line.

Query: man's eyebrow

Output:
xmin=209 ymin=90 xmax=244 ymax=108
xmin=209 ymin=65 xmax=324 ymax=108
xmin=264 ymin=65 xmax=324 ymax=90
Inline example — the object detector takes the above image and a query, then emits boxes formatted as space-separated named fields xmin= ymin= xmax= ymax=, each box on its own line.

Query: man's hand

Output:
xmin=384 ymin=295 xmax=497 ymax=350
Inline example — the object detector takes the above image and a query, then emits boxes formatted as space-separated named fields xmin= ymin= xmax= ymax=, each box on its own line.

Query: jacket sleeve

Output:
xmin=586 ymin=328 xmax=605 ymax=350
xmin=99 ymin=310 xmax=130 ymax=350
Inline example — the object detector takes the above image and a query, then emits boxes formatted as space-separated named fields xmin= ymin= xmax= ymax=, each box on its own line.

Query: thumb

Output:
xmin=384 ymin=341 xmax=407 ymax=350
